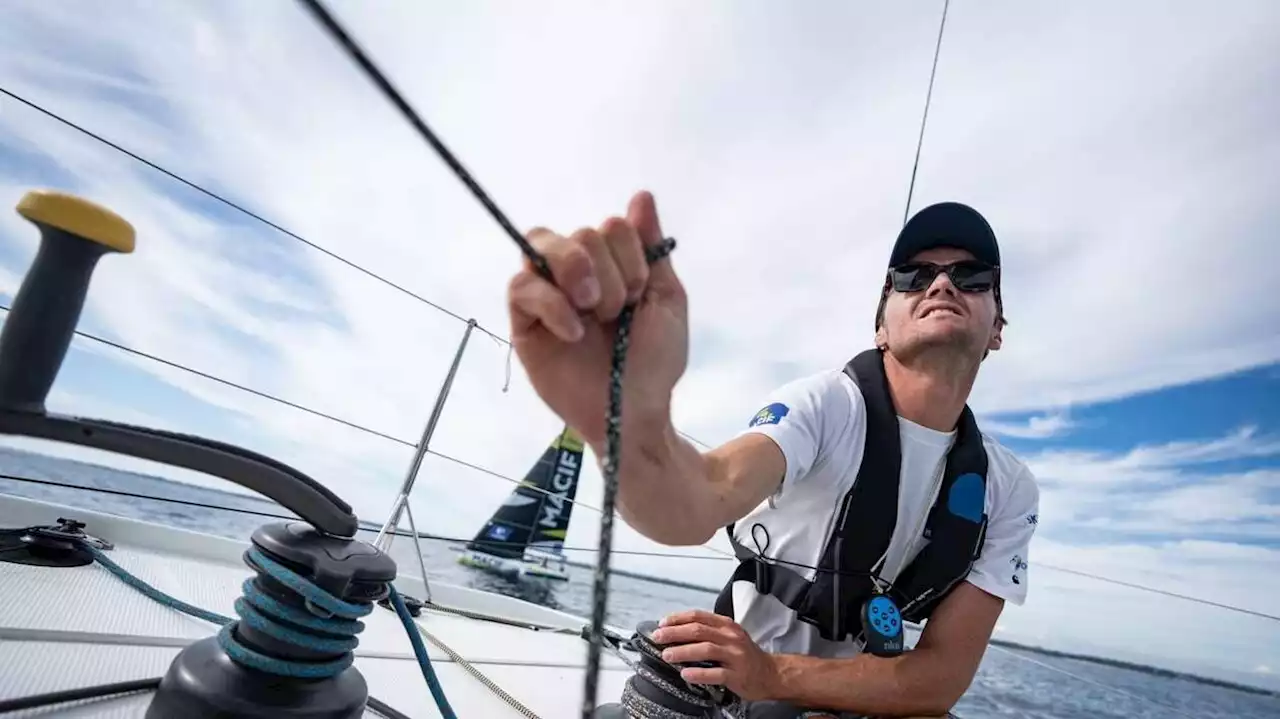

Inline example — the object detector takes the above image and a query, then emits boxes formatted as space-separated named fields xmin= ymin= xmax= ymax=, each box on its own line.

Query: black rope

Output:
xmin=294 ymin=0 xmax=551 ymax=283
xmin=293 ymin=3 xmax=676 ymax=713
xmin=902 ymin=0 xmax=950 ymax=225
xmin=0 ymin=92 xmax=721 ymax=450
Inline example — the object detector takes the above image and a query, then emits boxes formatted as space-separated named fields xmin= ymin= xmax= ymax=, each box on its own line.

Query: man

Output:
xmin=507 ymin=191 xmax=1040 ymax=718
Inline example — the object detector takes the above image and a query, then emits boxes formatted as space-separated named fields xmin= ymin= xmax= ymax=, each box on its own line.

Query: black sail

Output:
xmin=465 ymin=426 xmax=584 ymax=560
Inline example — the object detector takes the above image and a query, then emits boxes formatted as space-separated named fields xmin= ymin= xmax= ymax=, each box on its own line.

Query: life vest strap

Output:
xmin=712 ymin=349 xmax=990 ymax=646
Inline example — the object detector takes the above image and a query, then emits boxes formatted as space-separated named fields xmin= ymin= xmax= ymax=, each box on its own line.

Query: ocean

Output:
xmin=1 ymin=445 xmax=1276 ymax=719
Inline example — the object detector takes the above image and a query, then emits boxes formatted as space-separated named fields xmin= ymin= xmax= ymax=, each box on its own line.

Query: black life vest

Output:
xmin=712 ymin=349 xmax=990 ymax=644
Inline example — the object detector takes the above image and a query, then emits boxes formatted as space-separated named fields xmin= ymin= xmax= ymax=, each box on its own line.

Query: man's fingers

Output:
xmin=626 ymin=190 xmax=682 ymax=294
xmin=600 ymin=216 xmax=649 ymax=304
xmin=572 ymin=227 xmax=628 ymax=322
xmin=627 ymin=190 xmax=664 ymax=249
xmin=679 ymin=666 xmax=729 ymax=687
xmin=660 ymin=609 xmax=730 ymax=628
xmin=508 ymin=270 xmax=584 ymax=343
xmin=652 ymin=621 xmax=739 ymax=648
xmin=525 ymin=227 xmax=600 ymax=311
xmin=661 ymin=641 xmax=725 ymax=665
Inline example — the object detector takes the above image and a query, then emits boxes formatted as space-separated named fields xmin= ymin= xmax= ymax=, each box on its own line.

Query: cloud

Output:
xmin=981 ymin=410 xmax=1077 ymax=440
xmin=1028 ymin=426 xmax=1280 ymax=543
xmin=1 ymin=0 xmax=1278 ymax=687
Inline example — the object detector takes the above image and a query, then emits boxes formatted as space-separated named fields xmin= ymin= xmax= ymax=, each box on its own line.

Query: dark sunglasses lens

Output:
xmin=949 ymin=261 xmax=996 ymax=291
xmin=889 ymin=261 xmax=996 ymax=292
xmin=890 ymin=264 xmax=936 ymax=291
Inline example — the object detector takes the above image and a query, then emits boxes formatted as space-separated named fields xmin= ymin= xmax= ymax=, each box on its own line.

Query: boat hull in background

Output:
xmin=456 ymin=547 xmax=572 ymax=582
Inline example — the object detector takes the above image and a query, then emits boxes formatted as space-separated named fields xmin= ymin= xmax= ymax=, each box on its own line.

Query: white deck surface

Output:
xmin=0 ymin=494 xmax=636 ymax=717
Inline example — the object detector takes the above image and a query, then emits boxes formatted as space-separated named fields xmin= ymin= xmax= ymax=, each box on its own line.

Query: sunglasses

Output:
xmin=887 ymin=260 xmax=999 ymax=293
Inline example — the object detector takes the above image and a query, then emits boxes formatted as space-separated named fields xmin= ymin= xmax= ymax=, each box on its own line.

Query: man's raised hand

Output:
xmin=506 ymin=190 xmax=689 ymax=449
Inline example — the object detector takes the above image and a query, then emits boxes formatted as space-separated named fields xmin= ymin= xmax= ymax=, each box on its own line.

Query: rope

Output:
xmin=408 ymin=603 xmax=544 ymax=719
xmin=84 ymin=544 xmax=231 ymax=625
xmin=215 ymin=546 xmax=376 ymax=679
xmin=74 ymin=535 xmax=448 ymax=714
xmin=388 ymin=586 xmax=458 ymax=719
xmin=290 ymin=9 xmax=678 ymax=715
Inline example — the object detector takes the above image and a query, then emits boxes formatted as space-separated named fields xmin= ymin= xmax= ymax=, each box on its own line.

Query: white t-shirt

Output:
xmin=726 ymin=368 xmax=1040 ymax=659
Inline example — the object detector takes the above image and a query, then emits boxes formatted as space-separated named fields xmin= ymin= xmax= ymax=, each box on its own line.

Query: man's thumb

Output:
xmin=627 ymin=190 xmax=663 ymax=247
xmin=627 ymin=190 xmax=679 ymax=287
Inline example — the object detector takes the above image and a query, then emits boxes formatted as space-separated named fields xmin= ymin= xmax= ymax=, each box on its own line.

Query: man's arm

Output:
xmin=767 ymin=582 xmax=1004 ymax=716
xmin=608 ymin=423 xmax=787 ymax=545
xmin=606 ymin=372 xmax=836 ymax=546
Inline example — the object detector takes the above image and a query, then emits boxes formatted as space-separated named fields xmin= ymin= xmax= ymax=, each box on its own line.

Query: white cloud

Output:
xmin=1 ymin=0 xmax=1278 ymax=687
xmin=980 ymin=410 xmax=1077 ymax=440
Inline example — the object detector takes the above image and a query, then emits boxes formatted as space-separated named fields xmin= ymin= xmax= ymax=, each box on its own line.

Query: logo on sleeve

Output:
xmin=1009 ymin=554 xmax=1028 ymax=585
xmin=749 ymin=402 xmax=790 ymax=428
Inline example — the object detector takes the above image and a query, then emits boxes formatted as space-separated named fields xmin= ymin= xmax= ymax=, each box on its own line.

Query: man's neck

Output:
xmin=881 ymin=349 xmax=979 ymax=432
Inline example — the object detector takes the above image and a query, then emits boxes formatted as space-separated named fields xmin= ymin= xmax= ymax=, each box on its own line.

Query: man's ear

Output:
xmin=875 ymin=324 xmax=889 ymax=350
xmin=987 ymin=316 xmax=1004 ymax=352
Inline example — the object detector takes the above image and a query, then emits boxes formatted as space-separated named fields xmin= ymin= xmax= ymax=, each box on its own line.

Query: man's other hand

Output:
xmin=651 ymin=609 xmax=781 ymax=701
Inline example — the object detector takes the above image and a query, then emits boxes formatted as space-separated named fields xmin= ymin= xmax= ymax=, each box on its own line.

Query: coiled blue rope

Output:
xmin=83 ymin=541 xmax=455 ymax=714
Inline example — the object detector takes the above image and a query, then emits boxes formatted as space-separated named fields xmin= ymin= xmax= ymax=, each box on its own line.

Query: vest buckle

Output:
xmin=753 ymin=558 xmax=772 ymax=594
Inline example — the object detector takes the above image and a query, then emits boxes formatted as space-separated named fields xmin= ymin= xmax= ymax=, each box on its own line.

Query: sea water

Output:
xmin=1 ymin=446 xmax=1276 ymax=719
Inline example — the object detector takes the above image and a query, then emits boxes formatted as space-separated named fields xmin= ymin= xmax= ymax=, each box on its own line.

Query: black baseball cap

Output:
xmin=888 ymin=201 xmax=1000 ymax=268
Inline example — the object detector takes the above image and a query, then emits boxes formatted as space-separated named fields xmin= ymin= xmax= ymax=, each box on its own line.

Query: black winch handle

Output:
xmin=0 ymin=190 xmax=359 ymax=538
xmin=0 ymin=190 xmax=134 ymax=414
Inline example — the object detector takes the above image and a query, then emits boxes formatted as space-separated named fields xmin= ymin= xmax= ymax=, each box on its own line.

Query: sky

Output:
xmin=0 ymin=0 xmax=1278 ymax=692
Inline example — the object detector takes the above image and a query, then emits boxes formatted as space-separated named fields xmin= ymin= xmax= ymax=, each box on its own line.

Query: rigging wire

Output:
xmin=0 ymin=86 xmax=507 ymax=349
xmin=0 ymin=302 xmax=727 ymax=554
xmin=0 ymin=473 xmax=732 ymax=563
xmin=902 ymin=0 xmax=950 ymax=225
xmin=5 ymin=470 xmax=1275 ymax=622
xmin=0 ymin=90 xmax=718 ymax=457
xmin=0 ymin=304 xmax=415 ymax=448
xmin=1 ymin=1 xmax=1269 ymax=712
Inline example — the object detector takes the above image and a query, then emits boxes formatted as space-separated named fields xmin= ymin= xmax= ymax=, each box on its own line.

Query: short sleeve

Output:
xmin=965 ymin=462 xmax=1040 ymax=605
xmin=733 ymin=371 xmax=848 ymax=491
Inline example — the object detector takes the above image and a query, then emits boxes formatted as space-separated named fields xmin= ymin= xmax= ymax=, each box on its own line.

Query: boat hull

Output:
xmin=456 ymin=548 xmax=571 ymax=582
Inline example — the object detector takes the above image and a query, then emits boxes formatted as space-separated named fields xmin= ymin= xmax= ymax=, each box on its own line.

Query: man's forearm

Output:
xmin=770 ymin=649 xmax=964 ymax=717
xmin=593 ymin=418 xmax=720 ymax=546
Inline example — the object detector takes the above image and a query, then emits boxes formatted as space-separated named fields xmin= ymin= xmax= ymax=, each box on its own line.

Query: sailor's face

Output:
xmin=877 ymin=247 xmax=1002 ymax=358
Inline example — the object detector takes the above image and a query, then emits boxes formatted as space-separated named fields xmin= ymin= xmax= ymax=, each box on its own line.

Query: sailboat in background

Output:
xmin=456 ymin=426 xmax=585 ymax=582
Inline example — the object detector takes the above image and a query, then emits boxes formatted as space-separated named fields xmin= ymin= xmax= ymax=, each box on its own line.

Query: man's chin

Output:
xmin=893 ymin=332 xmax=982 ymax=363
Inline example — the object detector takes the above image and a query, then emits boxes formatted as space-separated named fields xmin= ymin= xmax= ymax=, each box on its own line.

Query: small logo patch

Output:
xmin=749 ymin=402 xmax=790 ymax=428
xmin=1009 ymin=554 xmax=1028 ymax=584
xmin=486 ymin=524 xmax=513 ymax=541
